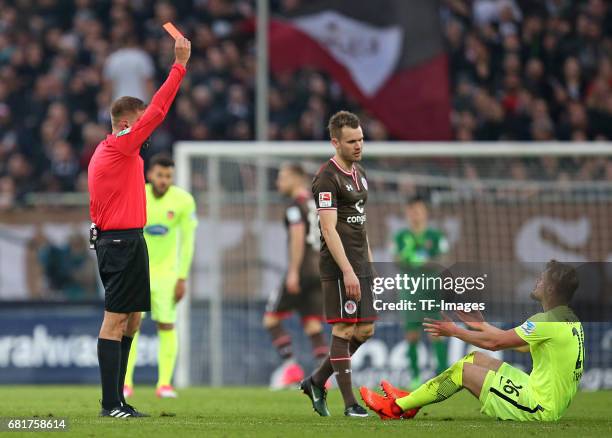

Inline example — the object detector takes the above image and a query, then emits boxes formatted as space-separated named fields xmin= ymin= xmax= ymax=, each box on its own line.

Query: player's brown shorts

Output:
xmin=322 ymin=276 xmax=377 ymax=324
xmin=265 ymin=275 xmax=324 ymax=322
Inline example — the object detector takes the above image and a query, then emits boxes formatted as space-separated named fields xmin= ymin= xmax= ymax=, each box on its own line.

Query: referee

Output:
xmin=88 ymin=37 xmax=191 ymax=419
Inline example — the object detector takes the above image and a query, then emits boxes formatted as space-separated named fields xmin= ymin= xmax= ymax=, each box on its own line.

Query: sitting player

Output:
xmin=361 ymin=260 xmax=584 ymax=422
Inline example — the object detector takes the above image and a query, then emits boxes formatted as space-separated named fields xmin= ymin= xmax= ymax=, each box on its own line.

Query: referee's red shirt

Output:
xmin=88 ymin=63 xmax=186 ymax=231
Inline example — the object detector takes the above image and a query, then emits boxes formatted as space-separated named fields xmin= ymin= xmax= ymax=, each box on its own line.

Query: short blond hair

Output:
xmin=110 ymin=96 xmax=146 ymax=127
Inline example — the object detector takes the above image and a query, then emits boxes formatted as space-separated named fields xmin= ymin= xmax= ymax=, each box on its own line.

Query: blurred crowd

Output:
xmin=269 ymin=0 xmax=612 ymax=181
xmin=443 ymin=0 xmax=612 ymax=180
xmin=446 ymin=0 xmax=612 ymax=142
xmin=0 ymin=0 xmax=255 ymax=209
xmin=0 ymin=0 xmax=611 ymax=212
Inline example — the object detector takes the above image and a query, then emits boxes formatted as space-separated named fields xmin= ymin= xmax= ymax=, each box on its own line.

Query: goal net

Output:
xmin=174 ymin=142 xmax=612 ymax=390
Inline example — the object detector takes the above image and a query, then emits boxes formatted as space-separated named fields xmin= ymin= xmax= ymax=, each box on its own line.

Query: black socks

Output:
xmin=98 ymin=338 xmax=121 ymax=410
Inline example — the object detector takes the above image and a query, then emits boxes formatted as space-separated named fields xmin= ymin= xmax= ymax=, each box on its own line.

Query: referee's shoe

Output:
xmin=100 ymin=403 xmax=150 ymax=418
xmin=124 ymin=403 xmax=150 ymax=417
xmin=100 ymin=405 xmax=133 ymax=419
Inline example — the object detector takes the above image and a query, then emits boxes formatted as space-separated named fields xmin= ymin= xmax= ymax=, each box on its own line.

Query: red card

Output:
xmin=163 ymin=22 xmax=184 ymax=40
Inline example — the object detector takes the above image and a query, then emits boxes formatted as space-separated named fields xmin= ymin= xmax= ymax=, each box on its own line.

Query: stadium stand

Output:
xmin=0 ymin=0 xmax=255 ymax=208
xmin=0 ymin=0 xmax=611 ymax=208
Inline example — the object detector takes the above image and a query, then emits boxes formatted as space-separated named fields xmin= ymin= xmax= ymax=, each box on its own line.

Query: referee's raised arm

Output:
xmin=114 ymin=38 xmax=191 ymax=156
xmin=87 ymin=36 xmax=191 ymax=419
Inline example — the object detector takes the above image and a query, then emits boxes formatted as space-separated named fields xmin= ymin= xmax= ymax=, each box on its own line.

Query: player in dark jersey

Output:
xmin=263 ymin=163 xmax=328 ymax=389
xmin=300 ymin=111 xmax=375 ymax=418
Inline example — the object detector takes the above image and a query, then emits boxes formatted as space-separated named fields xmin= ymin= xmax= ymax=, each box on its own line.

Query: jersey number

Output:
xmin=502 ymin=378 xmax=522 ymax=398
xmin=572 ymin=326 xmax=585 ymax=370
xmin=305 ymin=199 xmax=321 ymax=251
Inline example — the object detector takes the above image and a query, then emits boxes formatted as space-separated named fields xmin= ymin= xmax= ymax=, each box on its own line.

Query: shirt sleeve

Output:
xmin=114 ymin=63 xmax=186 ymax=156
xmin=286 ymin=205 xmax=304 ymax=225
xmin=313 ymin=172 xmax=338 ymax=211
xmin=438 ymin=235 xmax=450 ymax=254
xmin=177 ymin=193 xmax=198 ymax=279
xmin=514 ymin=315 xmax=552 ymax=346
xmin=431 ymin=231 xmax=449 ymax=257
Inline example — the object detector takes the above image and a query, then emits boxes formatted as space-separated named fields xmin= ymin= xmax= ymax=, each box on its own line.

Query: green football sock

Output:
xmin=432 ymin=339 xmax=448 ymax=374
xmin=157 ymin=328 xmax=178 ymax=387
xmin=407 ymin=341 xmax=419 ymax=380
xmin=396 ymin=352 xmax=475 ymax=411
xmin=124 ymin=331 xmax=139 ymax=387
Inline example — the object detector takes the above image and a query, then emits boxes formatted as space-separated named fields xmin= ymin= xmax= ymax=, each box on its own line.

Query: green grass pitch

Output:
xmin=2 ymin=386 xmax=611 ymax=437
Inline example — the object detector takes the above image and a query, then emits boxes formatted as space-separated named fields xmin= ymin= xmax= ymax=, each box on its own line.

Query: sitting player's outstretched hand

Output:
xmin=455 ymin=309 xmax=486 ymax=331
xmin=423 ymin=312 xmax=458 ymax=338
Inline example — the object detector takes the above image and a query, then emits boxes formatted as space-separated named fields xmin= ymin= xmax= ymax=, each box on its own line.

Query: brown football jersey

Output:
xmin=312 ymin=157 xmax=372 ymax=280
xmin=283 ymin=191 xmax=320 ymax=280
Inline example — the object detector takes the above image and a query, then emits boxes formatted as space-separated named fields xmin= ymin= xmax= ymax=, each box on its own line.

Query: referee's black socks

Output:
xmin=118 ymin=336 xmax=133 ymax=405
xmin=98 ymin=338 xmax=122 ymax=410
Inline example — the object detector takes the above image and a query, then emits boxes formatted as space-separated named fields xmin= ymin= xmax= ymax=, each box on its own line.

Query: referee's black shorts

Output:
xmin=95 ymin=228 xmax=151 ymax=313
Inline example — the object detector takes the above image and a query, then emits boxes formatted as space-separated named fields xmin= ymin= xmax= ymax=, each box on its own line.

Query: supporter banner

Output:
xmin=433 ymin=201 xmax=612 ymax=263
xmin=198 ymin=199 xmax=612 ymax=300
xmin=1 ymin=304 xmax=611 ymax=389
xmin=0 ymin=305 xmax=158 ymax=384
xmin=2 ymin=200 xmax=610 ymax=300
xmin=269 ymin=0 xmax=452 ymax=140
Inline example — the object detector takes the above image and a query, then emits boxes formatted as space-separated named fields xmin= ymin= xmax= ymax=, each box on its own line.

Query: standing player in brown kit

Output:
xmin=88 ymin=36 xmax=190 ymax=418
xmin=264 ymin=163 xmax=328 ymax=389
xmin=301 ymin=111 xmax=376 ymax=417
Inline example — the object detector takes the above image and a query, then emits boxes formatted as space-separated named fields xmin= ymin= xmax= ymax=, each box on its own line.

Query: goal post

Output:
xmin=174 ymin=142 xmax=612 ymax=388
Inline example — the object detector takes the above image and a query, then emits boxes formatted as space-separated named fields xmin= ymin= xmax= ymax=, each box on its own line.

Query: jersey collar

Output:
xmin=330 ymin=157 xmax=355 ymax=176
xmin=330 ymin=158 xmax=362 ymax=191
